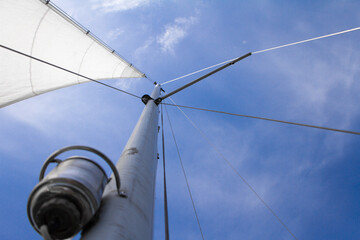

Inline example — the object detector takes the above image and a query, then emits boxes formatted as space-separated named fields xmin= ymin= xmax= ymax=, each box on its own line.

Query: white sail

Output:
xmin=0 ymin=0 xmax=144 ymax=108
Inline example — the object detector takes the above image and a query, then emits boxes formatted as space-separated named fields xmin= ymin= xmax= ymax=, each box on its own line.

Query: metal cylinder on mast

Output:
xmin=81 ymin=85 xmax=161 ymax=240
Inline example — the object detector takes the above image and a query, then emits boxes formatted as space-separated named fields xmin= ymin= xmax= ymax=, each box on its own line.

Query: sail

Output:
xmin=0 ymin=0 xmax=144 ymax=108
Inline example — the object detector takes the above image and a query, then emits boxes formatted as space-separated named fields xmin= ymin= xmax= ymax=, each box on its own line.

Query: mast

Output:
xmin=82 ymin=85 xmax=161 ymax=240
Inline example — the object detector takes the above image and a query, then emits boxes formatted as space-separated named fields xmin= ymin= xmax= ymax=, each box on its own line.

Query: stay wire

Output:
xmin=158 ymin=53 xmax=251 ymax=102
xmin=161 ymin=26 xmax=360 ymax=86
xmin=161 ymin=58 xmax=237 ymax=85
xmin=0 ymin=44 xmax=141 ymax=99
xmin=168 ymin=97 xmax=298 ymax=240
xmin=161 ymin=103 xmax=360 ymax=136
xmin=164 ymin=102 xmax=205 ymax=240
xmin=253 ymin=26 xmax=360 ymax=54
xmin=160 ymin=103 xmax=170 ymax=240
xmin=144 ymin=74 xmax=158 ymax=85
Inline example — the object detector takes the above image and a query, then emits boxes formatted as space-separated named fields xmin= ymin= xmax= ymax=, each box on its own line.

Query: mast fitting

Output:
xmin=141 ymin=94 xmax=153 ymax=105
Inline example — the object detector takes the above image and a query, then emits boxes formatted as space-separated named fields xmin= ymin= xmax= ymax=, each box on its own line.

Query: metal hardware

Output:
xmin=141 ymin=94 xmax=153 ymax=105
xmin=27 ymin=146 xmax=121 ymax=240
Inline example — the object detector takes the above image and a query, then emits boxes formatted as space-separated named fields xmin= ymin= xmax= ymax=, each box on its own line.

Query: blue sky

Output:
xmin=1 ymin=0 xmax=360 ymax=239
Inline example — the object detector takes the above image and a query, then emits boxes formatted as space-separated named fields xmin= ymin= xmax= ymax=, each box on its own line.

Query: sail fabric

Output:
xmin=0 ymin=0 xmax=144 ymax=108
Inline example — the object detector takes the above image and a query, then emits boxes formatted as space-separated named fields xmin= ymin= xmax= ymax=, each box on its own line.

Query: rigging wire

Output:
xmin=160 ymin=26 xmax=360 ymax=86
xmin=160 ymin=103 xmax=170 ymax=240
xmin=168 ymin=97 xmax=298 ymax=240
xmin=161 ymin=103 xmax=360 ymax=136
xmin=0 ymin=44 xmax=142 ymax=99
xmin=161 ymin=58 xmax=237 ymax=85
xmin=164 ymin=102 xmax=205 ymax=240
xmin=144 ymin=74 xmax=157 ymax=85
xmin=253 ymin=26 xmax=360 ymax=54
xmin=157 ymin=53 xmax=251 ymax=103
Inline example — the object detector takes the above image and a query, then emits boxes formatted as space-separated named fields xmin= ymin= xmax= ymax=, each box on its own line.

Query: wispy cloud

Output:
xmin=106 ymin=27 xmax=124 ymax=41
xmin=157 ymin=16 xmax=197 ymax=54
xmin=2 ymin=86 xmax=139 ymax=144
xmin=114 ymin=78 xmax=142 ymax=91
xmin=91 ymin=0 xmax=150 ymax=12
xmin=134 ymin=16 xmax=198 ymax=58
xmin=134 ymin=37 xmax=154 ymax=59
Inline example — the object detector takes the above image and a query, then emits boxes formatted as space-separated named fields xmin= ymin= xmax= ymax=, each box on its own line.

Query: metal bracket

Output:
xmin=154 ymin=97 xmax=162 ymax=105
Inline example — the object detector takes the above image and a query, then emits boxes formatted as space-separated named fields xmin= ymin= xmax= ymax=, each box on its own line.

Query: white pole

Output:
xmin=82 ymin=85 xmax=161 ymax=240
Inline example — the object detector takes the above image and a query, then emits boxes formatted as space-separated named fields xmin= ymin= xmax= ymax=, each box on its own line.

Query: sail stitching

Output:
xmin=111 ymin=62 xmax=123 ymax=78
xmin=43 ymin=0 xmax=145 ymax=77
xmin=119 ymin=63 xmax=130 ymax=78
xmin=29 ymin=7 xmax=50 ymax=95
xmin=0 ymin=44 xmax=142 ymax=99
xmin=77 ymin=40 xmax=95 ymax=84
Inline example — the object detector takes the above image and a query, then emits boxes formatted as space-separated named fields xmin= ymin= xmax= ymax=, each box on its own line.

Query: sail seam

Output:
xmin=111 ymin=62 xmax=123 ymax=78
xmin=41 ymin=0 xmax=145 ymax=77
xmin=29 ymin=7 xmax=50 ymax=95
xmin=119 ymin=64 xmax=129 ymax=78
xmin=77 ymin=41 xmax=95 ymax=83
xmin=0 ymin=44 xmax=142 ymax=99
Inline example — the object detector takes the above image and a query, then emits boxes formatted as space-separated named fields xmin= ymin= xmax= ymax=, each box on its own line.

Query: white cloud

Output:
xmin=91 ymin=0 xmax=150 ymax=12
xmin=106 ymin=27 xmax=124 ymax=41
xmin=114 ymin=78 xmax=141 ymax=91
xmin=2 ymin=85 xmax=140 ymax=144
xmin=157 ymin=16 xmax=197 ymax=54
xmin=134 ymin=37 xmax=155 ymax=58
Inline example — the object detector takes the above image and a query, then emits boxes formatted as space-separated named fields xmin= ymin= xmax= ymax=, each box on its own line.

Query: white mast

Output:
xmin=82 ymin=85 xmax=161 ymax=240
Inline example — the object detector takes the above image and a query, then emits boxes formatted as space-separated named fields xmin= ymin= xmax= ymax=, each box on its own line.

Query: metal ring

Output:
xmin=39 ymin=145 xmax=121 ymax=196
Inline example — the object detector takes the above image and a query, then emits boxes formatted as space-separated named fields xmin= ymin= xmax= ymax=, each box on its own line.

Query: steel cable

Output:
xmin=161 ymin=58 xmax=237 ymax=85
xmin=0 ymin=44 xmax=142 ymax=99
xmin=168 ymin=97 xmax=298 ymax=240
xmin=157 ymin=53 xmax=251 ymax=103
xmin=160 ymin=26 xmax=360 ymax=86
xmin=253 ymin=26 xmax=360 ymax=54
xmin=160 ymin=103 xmax=170 ymax=240
xmin=164 ymin=102 xmax=205 ymax=240
xmin=162 ymin=103 xmax=360 ymax=136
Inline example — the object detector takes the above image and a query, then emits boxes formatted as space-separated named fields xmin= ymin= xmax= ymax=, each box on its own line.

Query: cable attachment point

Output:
xmin=154 ymin=97 xmax=162 ymax=105
xmin=141 ymin=94 xmax=153 ymax=105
